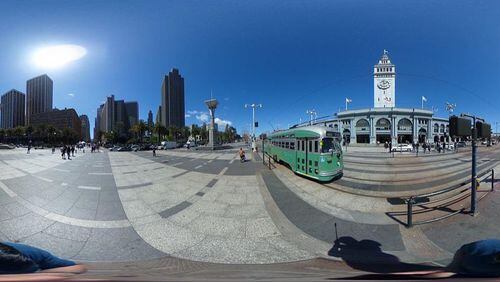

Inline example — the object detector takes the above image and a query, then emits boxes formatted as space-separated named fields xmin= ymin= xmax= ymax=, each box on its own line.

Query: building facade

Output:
xmin=95 ymin=95 xmax=139 ymax=135
xmin=26 ymin=74 xmax=53 ymax=125
xmin=0 ymin=89 xmax=25 ymax=129
xmin=147 ymin=110 xmax=153 ymax=129
xmin=160 ymin=68 xmax=185 ymax=128
xmin=318 ymin=51 xmax=449 ymax=145
xmin=80 ymin=115 xmax=91 ymax=142
xmin=31 ymin=108 xmax=82 ymax=139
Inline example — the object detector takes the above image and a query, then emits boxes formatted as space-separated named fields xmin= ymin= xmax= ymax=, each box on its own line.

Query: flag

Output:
xmin=346 ymin=98 xmax=352 ymax=103
xmin=422 ymin=96 xmax=427 ymax=102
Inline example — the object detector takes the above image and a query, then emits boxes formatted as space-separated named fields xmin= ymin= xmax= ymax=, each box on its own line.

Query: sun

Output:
xmin=32 ymin=44 xmax=87 ymax=69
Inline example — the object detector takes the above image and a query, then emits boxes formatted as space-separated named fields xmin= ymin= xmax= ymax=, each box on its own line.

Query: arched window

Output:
xmin=434 ymin=123 xmax=439 ymax=133
xmin=397 ymin=118 xmax=412 ymax=131
xmin=356 ymin=119 xmax=370 ymax=132
xmin=376 ymin=118 xmax=391 ymax=130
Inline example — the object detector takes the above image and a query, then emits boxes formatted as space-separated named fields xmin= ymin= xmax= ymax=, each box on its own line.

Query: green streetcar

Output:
xmin=264 ymin=125 xmax=343 ymax=182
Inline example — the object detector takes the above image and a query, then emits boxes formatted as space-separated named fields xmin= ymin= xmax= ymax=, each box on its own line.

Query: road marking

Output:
xmin=218 ymin=167 xmax=228 ymax=176
xmin=88 ymin=172 xmax=112 ymax=175
xmin=0 ymin=181 xmax=17 ymax=197
xmin=194 ymin=165 xmax=203 ymax=169
xmin=77 ymin=185 xmax=101 ymax=191
xmin=52 ymin=168 xmax=70 ymax=172
xmin=34 ymin=176 xmax=53 ymax=183
xmin=61 ymin=183 xmax=68 ymax=186
xmin=172 ymin=162 xmax=183 ymax=166
xmin=229 ymin=158 xmax=236 ymax=164
xmin=207 ymin=160 xmax=213 ymax=163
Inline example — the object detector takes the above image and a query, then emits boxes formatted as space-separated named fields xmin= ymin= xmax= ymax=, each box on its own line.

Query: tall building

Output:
xmin=147 ymin=110 xmax=153 ymax=128
xmin=80 ymin=115 xmax=91 ymax=142
xmin=0 ymin=89 xmax=25 ymax=129
xmin=31 ymin=108 xmax=82 ymax=139
xmin=94 ymin=104 xmax=103 ymax=140
xmin=373 ymin=50 xmax=396 ymax=108
xmin=95 ymin=95 xmax=139 ymax=135
xmin=125 ymin=102 xmax=139 ymax=127
xmin=26 ymin=74 xmax=53 ymax=125
xmin=156 ymin=105 xmax=162 ymax=125
xmin=161 ymin=68 xmax=185 ymax=128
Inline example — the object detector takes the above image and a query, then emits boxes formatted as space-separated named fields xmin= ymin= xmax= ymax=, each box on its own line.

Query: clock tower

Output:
xmin=374 ymin=50 xmax=396 ymax=108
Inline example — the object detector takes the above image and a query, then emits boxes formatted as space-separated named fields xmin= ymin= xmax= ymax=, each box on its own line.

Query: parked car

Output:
xmin=391 ymin=144 xmax=413 ymax=152
xmin=456 ymin=141 xmax=467 ymax=148
xmin=109 ymin=145 xmax=121 ymax=151
xmin=130 ymin=145 xmax=140 ymax=152
xmin=117 ymin=146 xmax=132 ymax=151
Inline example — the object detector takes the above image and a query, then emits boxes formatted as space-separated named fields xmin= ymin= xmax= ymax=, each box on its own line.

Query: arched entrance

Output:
xmin=397 ymin=118 xmax=413 ymax=144
xmin=375 ymin=118 xmax=391 ymax=143
xmin=355 ymin=119 xmax=370 ymax=143
xmin=418 ymin=128 xmax=427 ymax=143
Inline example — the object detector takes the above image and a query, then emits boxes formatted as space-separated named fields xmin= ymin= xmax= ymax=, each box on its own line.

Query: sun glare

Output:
xmin=32 ymin=44 xmax=87 ymax=69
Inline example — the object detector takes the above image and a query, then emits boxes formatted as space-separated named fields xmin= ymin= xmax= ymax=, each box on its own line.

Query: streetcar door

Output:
xmin=296 ymin=138 xmax=307 ymax=174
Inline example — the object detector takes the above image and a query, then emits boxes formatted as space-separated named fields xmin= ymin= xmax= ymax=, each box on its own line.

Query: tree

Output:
xmin=137 ymin=120 xmax=147 ymax=143
xmin=200 ymin=123 xmax=208 ymax=142
xmin=153 ymin=123 xmax=167 ymax=143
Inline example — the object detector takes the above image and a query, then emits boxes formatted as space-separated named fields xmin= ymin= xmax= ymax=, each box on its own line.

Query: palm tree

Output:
xmin=137 ymin=120 xmax=147 ymax=143
xmin=47 ymin=125 xmax=56 ymax=145
xmin=153 ymin=123 xmax=167 ymax=144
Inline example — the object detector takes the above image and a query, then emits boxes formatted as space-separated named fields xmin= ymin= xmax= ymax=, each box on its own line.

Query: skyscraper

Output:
xmin=161 ymin=68 xmax=185 ymax=128
xmin=26 ymin=74 xmax=53 ymax=125
xmin=80 ymin=115 xmax=91 ymax=142
xmin=0 ymin=89 xmax=25 ymax=129
xmin=95 ymin=95 xmax=138 ymax=135
xmin=147 ymin=110 xmax=153 ymax=129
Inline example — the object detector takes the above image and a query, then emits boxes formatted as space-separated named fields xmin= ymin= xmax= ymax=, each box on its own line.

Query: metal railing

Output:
xmin=404 ymin=168 xmax=495 ymax=227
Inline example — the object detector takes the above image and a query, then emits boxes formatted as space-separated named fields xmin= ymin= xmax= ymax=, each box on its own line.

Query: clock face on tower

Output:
xmin=377 ymin=79 xmax=391 ymax=90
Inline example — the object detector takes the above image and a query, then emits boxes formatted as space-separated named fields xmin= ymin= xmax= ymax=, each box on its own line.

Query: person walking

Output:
xmin=71 ymin=146 xmax=75 ymax=157
xmin=61 ymin=146 xmax=65 ymax=160
xmin=152 ymin=146 xmax=157 ymax=157
xmin=66 ymin=146 xmax=71 ymax=160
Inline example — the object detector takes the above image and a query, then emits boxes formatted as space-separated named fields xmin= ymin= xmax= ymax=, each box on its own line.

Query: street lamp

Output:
xmin=306 ymin=109 xmax=317 ymax=125
xmin=244 ymin=103 xmax=262 ymax=140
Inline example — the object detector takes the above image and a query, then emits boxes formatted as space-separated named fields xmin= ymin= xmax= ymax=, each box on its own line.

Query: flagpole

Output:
xmin=345 ymin=99 xmax=347 ymax=111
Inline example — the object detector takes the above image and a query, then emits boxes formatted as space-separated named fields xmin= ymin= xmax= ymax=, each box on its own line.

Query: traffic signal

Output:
xmin=476 ymin=122 xmax=491 ymax=138
xmin=255 ymin=122 xmax=258 ymax=128
xmin=449 ymin=116 xmax=471 ymax=137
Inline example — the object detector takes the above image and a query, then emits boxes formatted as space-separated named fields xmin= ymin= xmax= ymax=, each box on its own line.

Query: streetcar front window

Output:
xmin=321 ymin=138 xmax=337 ymax=153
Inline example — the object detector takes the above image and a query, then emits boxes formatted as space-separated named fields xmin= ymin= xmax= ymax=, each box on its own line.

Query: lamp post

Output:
xmin=306 ymin=109 xmax=317 ymax=125
xmin=245 ymin=103 xmax=262 ymax=151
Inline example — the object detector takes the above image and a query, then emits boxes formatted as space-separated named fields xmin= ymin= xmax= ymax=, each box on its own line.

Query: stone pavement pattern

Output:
xmin=0 ymin=146 xmax=499 ymax=268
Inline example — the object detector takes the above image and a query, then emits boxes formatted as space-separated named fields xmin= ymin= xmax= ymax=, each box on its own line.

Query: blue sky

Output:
xmin=0 ymin=0 xmax=499 ymax=136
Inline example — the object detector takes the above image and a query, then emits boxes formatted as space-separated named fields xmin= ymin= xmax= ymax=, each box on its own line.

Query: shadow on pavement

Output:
xmin=328 ymin=236 xmax=441 ymax=274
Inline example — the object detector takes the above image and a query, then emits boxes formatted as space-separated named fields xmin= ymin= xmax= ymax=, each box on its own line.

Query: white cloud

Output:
xmin=67 ymin=93 xmax=75 ymax=97
xmin=185 ymin=114 xmax=191 ymax=118
xmin=215 ymin=117 xmax=232 ymax=128
xmin=195 ymin=112 xmax=210 ymax=123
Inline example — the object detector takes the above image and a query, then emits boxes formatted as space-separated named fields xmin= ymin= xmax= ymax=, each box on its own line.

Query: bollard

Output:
xmin=492 ymin=169 xmax=495 ymax=192
xmin=268 ymin=155 xmax=271 ymax=170
xmin=407 ymin=197 xmax=415 ymax=228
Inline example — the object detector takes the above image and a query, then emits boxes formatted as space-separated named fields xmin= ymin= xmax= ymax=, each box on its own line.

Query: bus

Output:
xmin=264 ymin=125 xmax=343 ymax=182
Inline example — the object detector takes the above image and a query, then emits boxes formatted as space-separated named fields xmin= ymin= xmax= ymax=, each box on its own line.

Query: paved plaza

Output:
xmin=0 ymin=145 xmax=499 ymax=277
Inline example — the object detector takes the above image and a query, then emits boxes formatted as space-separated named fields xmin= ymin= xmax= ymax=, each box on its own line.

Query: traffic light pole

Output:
xmin=461 ymin=114 xmax=485 ymax=216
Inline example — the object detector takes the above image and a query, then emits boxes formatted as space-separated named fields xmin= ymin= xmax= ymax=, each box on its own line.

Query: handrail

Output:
xmin=408 ymin=168 xmax=493 ymax=202
xmin=404 ymin=168 xmax=495 ymax=227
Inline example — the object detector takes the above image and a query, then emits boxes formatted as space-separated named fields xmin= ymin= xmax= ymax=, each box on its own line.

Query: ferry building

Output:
xmin=322 ymin=50 xmax=449 ymax=145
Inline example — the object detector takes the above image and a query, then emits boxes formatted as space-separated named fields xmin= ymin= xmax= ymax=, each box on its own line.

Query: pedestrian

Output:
xmin=71 ymin=146 xmax=75 ymax=157
xmin=388 ymin=141 xmax=392 ymax=153
xmin=66 ymin=146 xmax=71 ymax=160
xmin=416 ymin=142 xmax=420 ymax=154
xmin=152 ymin=146 xmax=156 ymax=157
xmin=60 ymin=146 xmax=65 ymax=160
xmin=52 ymin=146 xmax=55 ymax=154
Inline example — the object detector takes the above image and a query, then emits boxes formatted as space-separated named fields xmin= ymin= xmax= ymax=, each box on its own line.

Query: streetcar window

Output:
xmin=290 ymin=142 xmax=295 ymax=150
xmin=301 ymin=140 xmax=305 ymax=151
xmin=321 ymin=137 xmax=336 ymax=153
xmin=297 ymin=141 xmax=300 ymax=151
xmin=309 ymin=141 xmax=312 ymax=152
xmin=285 ymin=142 xmax=289 ymax=149
xmin=314 ymin=141 xmax=319 ymax=152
